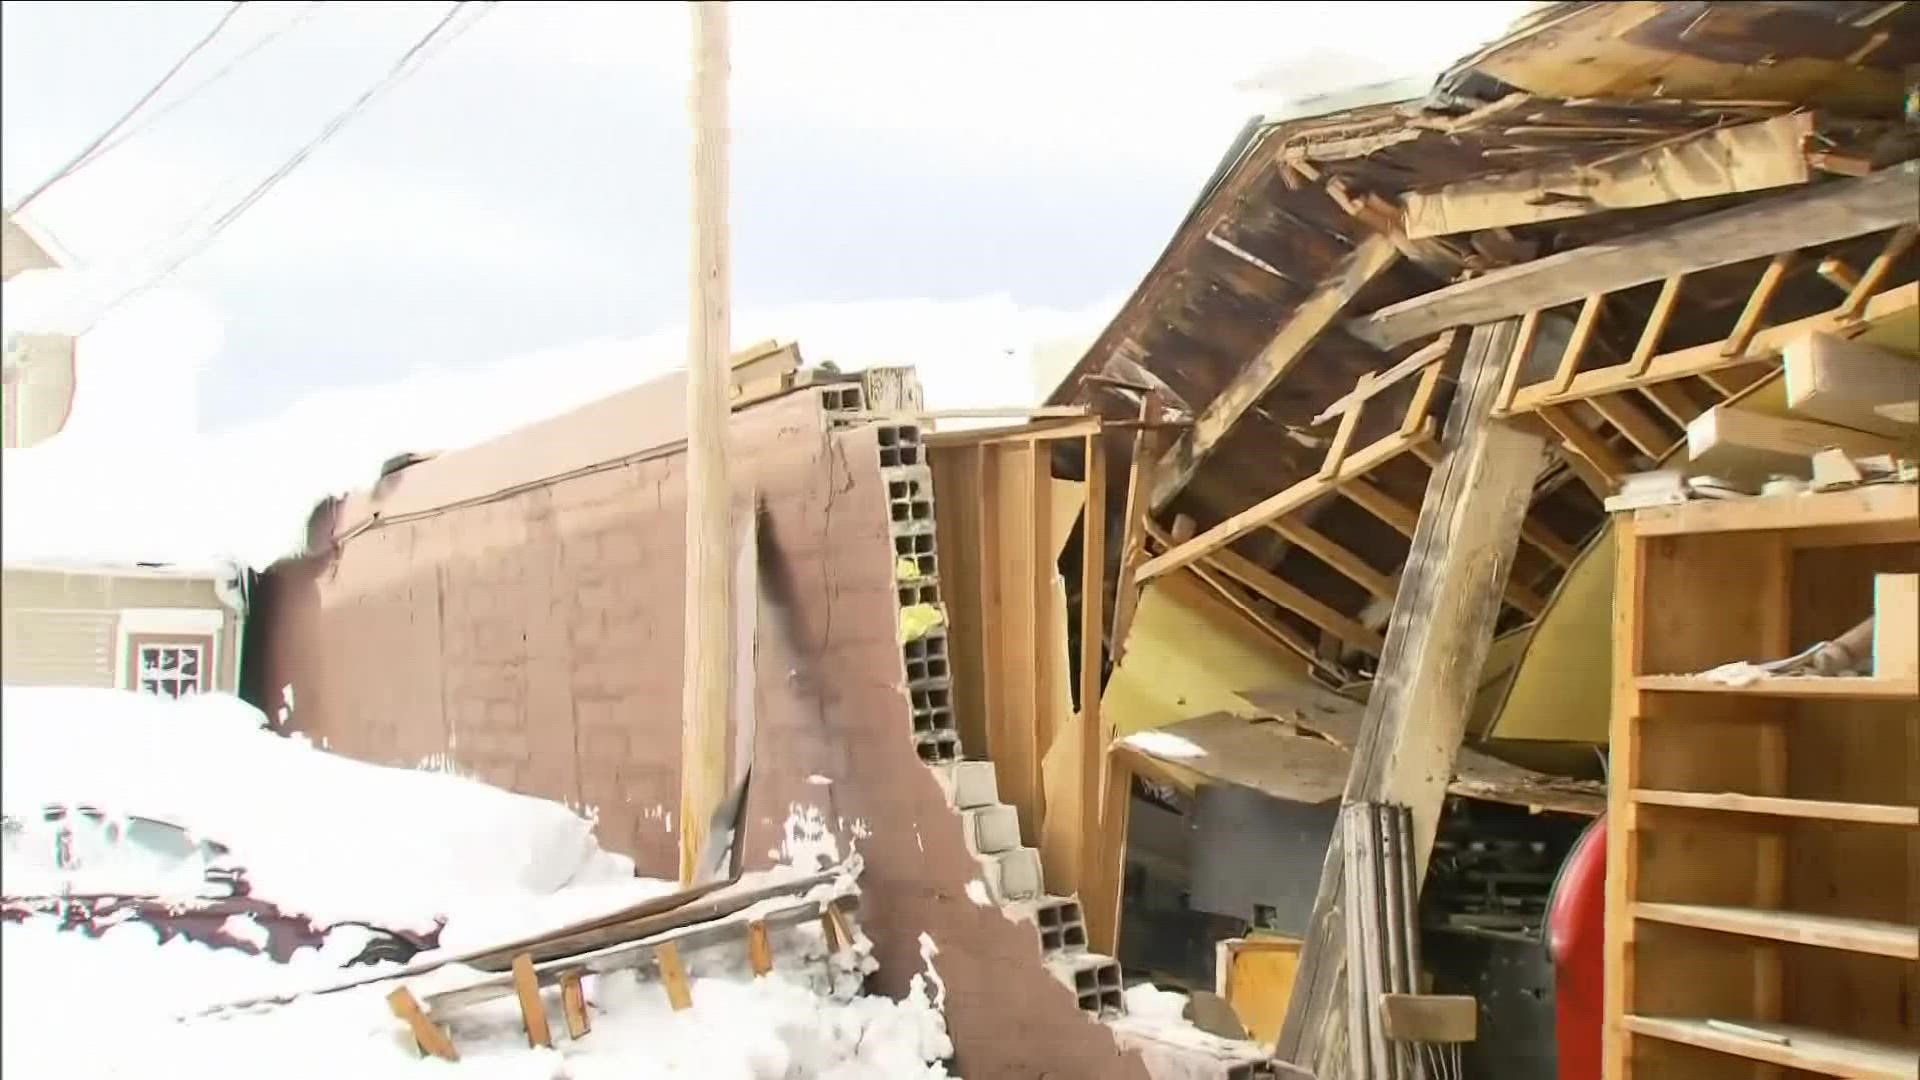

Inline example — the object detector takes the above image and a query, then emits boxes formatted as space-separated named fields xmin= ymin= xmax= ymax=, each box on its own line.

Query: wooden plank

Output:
xmin=1722 ymin=251 xmax=1798 ymax=358
xmin=657 ymin=942 xmax=693 ymax=1011
xmin=1108 ymin=394 xmax=1162 ymax=664
xmin=1203 ymin=545 xmax=1388 ymax=655
xmin=1312 ymin=331 xmax=1457 ymax=425
xmin=1634 ymin=484 xmax=1920 ymax=541
xmin=1783 ymin=332 xmax=1920 ymax=439
xmin=1817 ymin=255 xmax=1863 ymax=294
xmin=1553 ymin=294 xmax=1607 ymax=393
xmin=1625 ymin=1016 xmax=1920 ymax=1080
xmin=1686 ymin=405 xmax=1901 ymax=482
xmin=1186 ymin=560 xmax=1325 ymax=667
xmin=1351 ymin=163 xmax=1920 ymax=350
xmin=1268 ymin=518 xmax=1397 ymax=600
xmin=680 ymin=0 xmax=734 ymax=887
xmin=1628 ymin=274 xmax=1687 ymax=378
xmin=1495 ymin=309 xmax=1542 ymax=413
xmin=1632 ymin=788 xmax=1920 ymax=826
xmin=1378 ymin=994 xmax=1479 ymax=1043
xmin=1512 ymin=282 xmax=1919 ymax=413
xmin=1638 ymin=379 xmax=1707 ymax=426
xmin=512 ymin=952 xmax=553 ymax=1047
xmin=1339 ymin=476 xmax=1420 ymax=538
xmin=1151 ymin=235 xmax=1402 ymax=509
xmin=1278 ymin=319 xmax=1549 ymax=1074
xmin=1086 ymin=748 xmax=1134 ymax=955
xmin=560 ymin=972 xmax=590 ymax=1038
xmin=1401 ymin=112 xmax=1819 ymax=239
xmin=929 ymin=444 xmax=993 ymax=756
xmin=387 ymin=987 xmax=459 ymax=1062
xmin=1840 ymin=224 xmax=1917 ymax=320
xmin=1400 ymin=355 xmax=1447 ymax=437
xmin=1634 ymin=902 xmax=1920 ymax=959
xmin=1874 ymin=573 xmax=1918 ymax=678
xmin=1076 ymin=431 xmax=1108 ymax=896
xmin=746 ymin=919 xmax=774 ymax=976
xmin=1590 ymin=392 xmax=1673 ymax=458
xmin=1136 ymin=423 xmax=1433 ymax=583
xmin=1635 ymin=674 xmax=1920 ymax=700
xmin=1316 ymin=375 xmax=1368 ymax=479
xmin=986 ymin=442 xmax=1046 ymax=842
xmin=1539 ymin=405 xmax=1630 ymax=493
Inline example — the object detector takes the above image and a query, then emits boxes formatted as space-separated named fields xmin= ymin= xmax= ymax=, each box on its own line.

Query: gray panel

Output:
xmin=1188 ymin=783 xmax=1339 ymax=934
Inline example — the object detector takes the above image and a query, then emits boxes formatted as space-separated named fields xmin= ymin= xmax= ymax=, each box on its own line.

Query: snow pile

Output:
xmin=0 ymin=687 xmax=640 ymax=933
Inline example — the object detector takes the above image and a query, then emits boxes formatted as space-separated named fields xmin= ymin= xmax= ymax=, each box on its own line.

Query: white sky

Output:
xmin=0 ymin=0 xmax=1531 ymax=567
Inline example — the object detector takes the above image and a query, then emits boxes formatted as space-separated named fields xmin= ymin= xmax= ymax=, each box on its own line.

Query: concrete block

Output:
xmin=982 ymin=846 xmax=1045 ymax=903
xmin=1045 ymin=951 xmax=1124 ymax=1016
xmin=962 ymin=804 xmax=1023 ymax=856
xmin=902 ymin=631 xmax=951 ymax=688
xmin=913 ymin=728 xmax=960 ymax=764
xmin=1007 ymin=895 xmax=1089 ymax=955
xmin=876 ymin=425 xmax=924 ymax=470
xmin=931 ymin=761 xmax=999 ymax=809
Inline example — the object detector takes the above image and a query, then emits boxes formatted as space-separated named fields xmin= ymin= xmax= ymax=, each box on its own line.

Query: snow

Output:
xmin=963 ymin=880 xmax=993 ymax=907
xmin=2 ymin=687 xmax=956 ymax=1079
xmin=1 ymin=687 xmax=653 ymax=934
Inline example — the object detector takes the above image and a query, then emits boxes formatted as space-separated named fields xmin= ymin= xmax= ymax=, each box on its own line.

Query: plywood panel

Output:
xmin=1101 ymin=571 xmax=1316 ymax=739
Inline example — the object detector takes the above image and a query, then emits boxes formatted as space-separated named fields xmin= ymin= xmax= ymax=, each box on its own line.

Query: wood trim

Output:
xmin=123 ymin=632 xmax=214 ymax=696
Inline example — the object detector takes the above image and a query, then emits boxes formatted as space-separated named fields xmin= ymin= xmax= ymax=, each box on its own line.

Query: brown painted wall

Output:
xmin=246 ymin=383 xmax=1149 ymax=1080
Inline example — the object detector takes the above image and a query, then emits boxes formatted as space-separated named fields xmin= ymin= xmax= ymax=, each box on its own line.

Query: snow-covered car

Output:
xmin=0 ymin=802 xmax=436 ymax=965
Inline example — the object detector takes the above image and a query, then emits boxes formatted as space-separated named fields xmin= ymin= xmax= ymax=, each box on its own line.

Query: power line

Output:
xmin=7 ymin=1 xmax=248 ymax=217
xmin=77 ymin=0 xmax=495 ymax=335
xmin=74 ymin=1 xmax=333 ymax=178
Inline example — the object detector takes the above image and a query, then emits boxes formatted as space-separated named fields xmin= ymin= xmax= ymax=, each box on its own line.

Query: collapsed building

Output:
xmin=245 ymin=4 xmax=1919 ymax=1077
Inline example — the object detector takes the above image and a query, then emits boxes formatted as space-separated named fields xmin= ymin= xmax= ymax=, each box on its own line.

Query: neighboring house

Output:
xmin=1 ymin=560 xmax=249 ymax=696
xmin=1 ymin=211 xmax=75 ymax=450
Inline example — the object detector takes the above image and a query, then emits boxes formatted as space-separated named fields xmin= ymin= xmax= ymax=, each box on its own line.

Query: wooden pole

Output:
xmin=680 ymin=0 xmax=732 ymax=886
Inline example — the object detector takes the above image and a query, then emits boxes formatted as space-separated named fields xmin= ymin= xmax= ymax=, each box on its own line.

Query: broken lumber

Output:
xmin=1278 ymin=318 xmax=1549 ymax=1075
xmin=1351 ymin=163 xmax=1920 ymax=349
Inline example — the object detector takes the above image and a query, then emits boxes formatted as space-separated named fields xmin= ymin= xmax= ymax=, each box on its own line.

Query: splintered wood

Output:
xmin=387 ymin=987 xmax=459 ymax=1062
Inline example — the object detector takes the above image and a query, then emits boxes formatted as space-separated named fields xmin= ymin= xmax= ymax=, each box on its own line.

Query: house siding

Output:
xmin=0 ymin=568 xmax=241 ymax=692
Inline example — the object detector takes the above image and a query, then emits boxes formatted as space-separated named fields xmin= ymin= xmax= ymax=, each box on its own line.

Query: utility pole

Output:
xmin=679 ymin=0 xmax=732 ymax=886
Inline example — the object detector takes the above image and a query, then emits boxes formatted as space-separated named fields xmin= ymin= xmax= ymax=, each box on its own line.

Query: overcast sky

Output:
xmin=2 ymin=0 xmax=1528 ymax=428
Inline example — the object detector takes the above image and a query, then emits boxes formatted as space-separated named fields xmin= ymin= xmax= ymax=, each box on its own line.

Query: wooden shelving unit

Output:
xmin=1607 ymin=486 xmax=1920 ymax=1080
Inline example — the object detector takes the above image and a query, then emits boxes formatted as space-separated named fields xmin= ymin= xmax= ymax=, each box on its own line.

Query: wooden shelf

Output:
xmin=1625 ymin=1016 xmax=1918 ymax=1080
xmin=1631 ymin=485 xmax=1920 ymax=544
xmin=1635 ymin=902 xmax=1919 ymax=959
xmin=1635 ymin=674 xmax=1920 ymax=700
xmin=1633 ymin=789 xmax=1920 ymax=827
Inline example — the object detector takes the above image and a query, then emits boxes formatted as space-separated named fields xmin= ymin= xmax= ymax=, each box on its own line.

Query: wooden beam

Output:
xmin=1108 ymin=393 xmax=1162 ymax=665
xmin=1494 ymin=310 xmax=1541 ymax=413
xmin=1317 ymin=375 xmax=1369 ymax=480
xmin=1400 ymin=112 xmax=1818 ymax=239
xmin=1349 ymin=163 xmax=1920 ymax=350
xmin=1202 ymin=545 xmax=1388 ymax=655
xmin=1136 ymin=423 xmax=1433 ymax=584
xmin=1075 ymin=430 xmax=1107 ymax=898
xmin=680 ymin=0 xmax=733 ymax=886
xmin=1589 ymin=392 xmax=1672 ymax=458
xmin=1637 ymin=380 xmax=1708 ymax=427
xmin=1552 ymin=293 xmax=1606 ymax=392
xmin=1267 ymin=518 xmax=1397 ymax=600
xmin=1188 ymin=559 xmax=1325 ymax=666
xmin=1783 ymin=331 xmax=1920 ymax=438
xmin=1508 ymin=281 xmax=1918 ymax=413
xmin=1312 ymin=331 xmax=1458 ymax=425
xmin=1340 ymin=477 xmax=1420 ymax=538
xmin=1150 ymin=235 xmax=1402 ymax=510
xmin=1627 ymin=274 xmax=1687 ymax=378
xmin=1538 ymin=405 xmax=1629 ymax=496
xmin=1687 ymin=404 xmax=1901 ymax=482
xmin=1277 ymin=319 xmax=1549 ymax=1075
xmin=1840 ymin=224 xmax=1917 ymax=320
xmin=1722 ymin=251 xmax=1798 ymax=357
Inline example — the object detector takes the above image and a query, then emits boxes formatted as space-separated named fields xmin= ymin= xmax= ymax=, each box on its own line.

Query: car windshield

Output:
xmin=1 ymin=806 xmax=229 ymax=899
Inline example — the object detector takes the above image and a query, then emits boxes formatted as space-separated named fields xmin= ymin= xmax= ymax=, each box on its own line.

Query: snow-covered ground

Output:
xmin=1 ymin=689 xmax=953 ymax=1079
